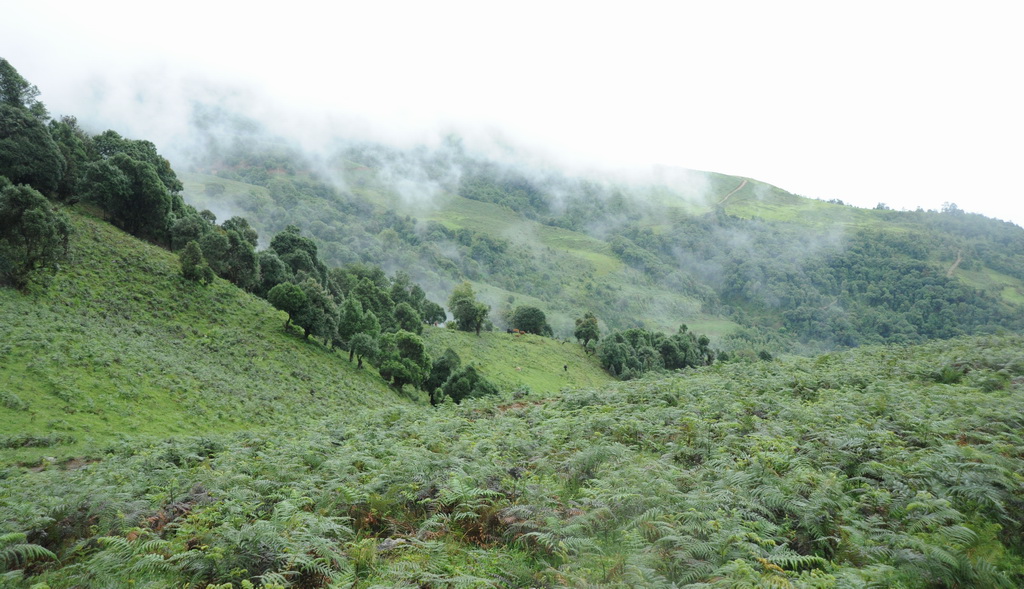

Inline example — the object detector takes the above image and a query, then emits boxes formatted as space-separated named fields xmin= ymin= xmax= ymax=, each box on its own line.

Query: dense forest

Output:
xmin=3 ymin=56 xmax=1024 ymax=587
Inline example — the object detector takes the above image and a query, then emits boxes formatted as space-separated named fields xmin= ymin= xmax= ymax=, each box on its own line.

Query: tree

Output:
xmin=0 ymin=181 xmax=71 ymax=290
xmin=90 ymin=130 xmax=182 ymax=194
xmin=348 ymin=333 xmax=378 ymax=369
xmin=378 ymin=330 xmax=430 ymax=390
xmin=270 ymin=225 xmax=326 ymax=284
xmin=48 ymin=116 xmax=93 ymax=200
xmin=179 ymin=240 xmax=214 ymax=285
xmin=169 ymin=207 xmax=213 ymax=252
xmin=255 ymin=250 xmax=291 ymax=298
xmin=84 ymin=153 xmax=174 ymax=242
xmin=509 ymin=305 xmax=552 ymax=336
xmin=394 ymin=302 xmax=423 ymax=335
xmin=421 ymin=300 xmax=446 ymax=325
xmin=335 ymin=297 xmax=365 ymax=359
xmin=351 ymin=277 xmax=395 ymax=331
xmin=0 ymin=58 xmax=47 ymax=120
xmin=295 ymin=278 xmax=337 ymax=341
xmin=438 ymin=365 xmax=498 ymax=404
xmin=267 ymin=282 xmax=308 ymax=331
xmin=199 ymin=223 xmax=259 ymax=291
xmin=221 ymin=216 xmax=258 ymax=248
xmin=574 ymin=312 xmax=600 ymax=351
xmin=0 ymin=104 xmax=64 ymax=196
xmin=425 ymin=348 xmax=462 ymax=404
xmin=448 ymin=281 xmax=489 ymax=335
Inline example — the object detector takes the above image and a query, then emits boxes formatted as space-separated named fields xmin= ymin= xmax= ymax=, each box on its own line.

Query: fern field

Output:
xmin=2 ymin=335 xmax=1023 ymax=588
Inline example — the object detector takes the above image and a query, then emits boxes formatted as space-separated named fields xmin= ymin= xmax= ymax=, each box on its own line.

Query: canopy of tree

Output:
xmin=448 ymin=281 xmax=489 ymax=335
xmin=0 ymin=179 xmax=71 ymax=289
xmin=508 ymin=305 xmax=552 ymax=336
xmin=598 ymin=324 xmax=716 ymax=380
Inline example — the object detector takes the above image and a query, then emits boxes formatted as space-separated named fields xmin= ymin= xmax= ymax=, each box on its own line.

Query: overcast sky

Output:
xmin=4 ymin=1 xmax=1022 ymax=225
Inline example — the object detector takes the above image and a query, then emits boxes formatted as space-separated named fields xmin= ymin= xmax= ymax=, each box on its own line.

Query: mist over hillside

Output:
xmin=4 ymin=48 xmax=1024 ymax=587
xmin=154 ymin=98 xmax=1024 ymax=353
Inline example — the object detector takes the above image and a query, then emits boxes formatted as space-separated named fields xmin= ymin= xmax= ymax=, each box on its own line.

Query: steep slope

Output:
xmin=0 ymin=209 xmax=403 ymax=465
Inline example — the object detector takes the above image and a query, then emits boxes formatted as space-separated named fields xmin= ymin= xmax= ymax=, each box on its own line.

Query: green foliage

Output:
xmin=421 ymin=299 xmax=446 ymax=325
xmin=84 ymin=153 xmax=175 ymax=242
xmin=448 ymin=281 xmax=489 ymax=335
xmin=1 ymin=531 xmax=55 ymax=573
xmin=574 ymin=311 xmax=600 ymax=349
xmin=0 ymin=105 xmax=64 ymax=196
xmin=180 ymin=240 xmax=215 ymax=285
xmin=394 ymin=301 xmax=423 ymax=335
xmin=378 ymin=330 xmax=431 ymax=390
xmin=0 ymin=182 xmax=71 ymax=290
xmin=269 ymin=224 xmax=326 ymax=284
xmin=266 ymin=282 xmax=307 ymax=330
xmin=47 ymin=116 xmax=93 ymax=201
xmin=3 ymin=335 xmax=1023 ymax=587
xmin=425 ymin=347 xmax=462 ymax=403
xmin=295 ymin=278 xmax=337 ymax=341
xmin=348 ymin=332 xmax=379 ymax=369
xmin=91 ymin=129 xmax=182 ymax=194
xmin=437 ymin=365 xmax=498 ymax=404
xmin=421 ymin=326 xmax=613 ymax=394
xmin=597 ymin=324 xmax=716 ymax=379
xmin=508 ymin=305 xmax=552 ymax=336
xmin=255 ymin=249 xmax=290 ymax=298
xmin=334 ymin=296 xmax=365 ymax=353
xmin=0 ymin=58 xmax=47 ymax=119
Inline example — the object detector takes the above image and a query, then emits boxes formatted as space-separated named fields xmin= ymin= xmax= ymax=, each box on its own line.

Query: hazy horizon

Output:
xmin=3 ymin=1 xmax=1022 ymax=226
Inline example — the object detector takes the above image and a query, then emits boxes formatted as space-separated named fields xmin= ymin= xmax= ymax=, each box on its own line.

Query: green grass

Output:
xmin=957 ymin=267 xmax=1024 ymax=305
xmin=431 ymin=194 xmax=623 ymax=273
xmin=396 ymin=192 xmax=715 ymax=335
xmin=420 ymin=326 xmax=613 ymax=394
xmin=0 ymin=209 xmax=403 ymax=465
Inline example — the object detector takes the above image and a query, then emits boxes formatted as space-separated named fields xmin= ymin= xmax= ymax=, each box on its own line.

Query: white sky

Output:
xmin=3 ymin=1 xmax=1022 ymax=225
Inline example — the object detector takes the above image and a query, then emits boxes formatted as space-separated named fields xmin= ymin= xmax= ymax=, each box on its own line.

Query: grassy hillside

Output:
xmin=180 ymin=138 xmax=1024 ymax=353
xmin=420 ymin=327 xmax=613 ymax=394
xmin=3 ymin=335 xmax=1022 ymax=587
xmin=181 ymin=170 xmax=729 ymax=338
xmin=0 ymin=209 xmax=403 ymax=465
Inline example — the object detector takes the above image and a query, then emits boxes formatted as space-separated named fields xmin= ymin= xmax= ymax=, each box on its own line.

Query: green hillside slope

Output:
xmin=420 ymin=326 xmax=613 ymax=394
xmin=0 ymin=209 xmax=403 ymax=465
xmin=179 ymin=137 xmax=1024 ymax=353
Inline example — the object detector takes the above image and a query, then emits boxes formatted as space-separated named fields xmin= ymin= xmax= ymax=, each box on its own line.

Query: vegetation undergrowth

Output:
xmin=3 ymin=335 xmax=1022 ymax=587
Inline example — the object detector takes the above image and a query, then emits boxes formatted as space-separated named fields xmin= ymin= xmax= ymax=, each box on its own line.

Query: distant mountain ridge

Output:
xmin=179 ymin=134 xmax=1024 ymax=353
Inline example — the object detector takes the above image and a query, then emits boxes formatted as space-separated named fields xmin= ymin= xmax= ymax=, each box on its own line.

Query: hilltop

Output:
xmin=0 ymin=209 xmax=404 ymax=465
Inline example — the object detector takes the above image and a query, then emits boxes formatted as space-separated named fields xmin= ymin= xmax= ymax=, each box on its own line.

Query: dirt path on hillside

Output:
xmin=718 ymin=179 xmax=748 ymax=205
xmin=946 ymin=250 xmax=964 ymax=278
